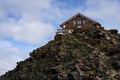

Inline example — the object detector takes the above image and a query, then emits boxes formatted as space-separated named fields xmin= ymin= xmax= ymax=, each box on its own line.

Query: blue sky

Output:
xmin=0 ymin=0 xmax=120 ymax=75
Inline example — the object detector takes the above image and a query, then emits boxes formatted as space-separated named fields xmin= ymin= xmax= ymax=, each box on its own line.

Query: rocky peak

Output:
xmin=0 ymin=27 xmax=120 ymax=80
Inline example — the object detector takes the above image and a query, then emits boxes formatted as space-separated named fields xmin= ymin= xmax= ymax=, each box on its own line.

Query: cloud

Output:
xmin=0 ymin=20 xmax=55 ymax=44
xmin=84 ymin=0 xmax=120 ymax=30
xmin=0 ymin=57 xmax=21 ymax=75
xmin=0 ymin=40 xmax=23 ymax=75
xmin=0 ymin=41 xmax=20 ymax=56
xmin=86 ymin=0 xmax=120 ymax=18
xmin=0 ymin=0 xmax=68 ymax=44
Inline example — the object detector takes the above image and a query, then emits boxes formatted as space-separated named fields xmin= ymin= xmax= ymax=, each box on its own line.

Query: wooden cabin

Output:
xmin=57 ymin=13 xmax=101 ymax=34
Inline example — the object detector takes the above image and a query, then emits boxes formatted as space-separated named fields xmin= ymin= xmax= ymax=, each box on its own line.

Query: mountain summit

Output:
xmin=0 ymin=13 xmax=120 ymax=80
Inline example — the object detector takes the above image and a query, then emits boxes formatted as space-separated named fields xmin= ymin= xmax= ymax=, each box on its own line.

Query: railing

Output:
xmin=56 ymin=29 xmax=73 ymax=35
xmin=56 ymin=29 xmax=65 ymax=34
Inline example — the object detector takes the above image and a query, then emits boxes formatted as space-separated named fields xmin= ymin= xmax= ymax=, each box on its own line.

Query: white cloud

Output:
xmin=0 ymin=40 xmax=23 ymax=75
xmin=0 ymin=20 xmax=55 ymax=44
xmin=0 ymin=0 xmax=67 ymax=44
xmin=86 ymin=0 xmax=120 ymax=18
xmin=84 ymin=0 xmax=120 ymax=30
xmin=0 ymin=41 xmax=21 ymax=56
xmin=0 ymin=57 xmax=21 ymax=75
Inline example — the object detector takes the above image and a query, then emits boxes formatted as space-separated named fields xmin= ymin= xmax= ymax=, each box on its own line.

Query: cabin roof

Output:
xmin=60 ymin=13 xmax=100 ymax=27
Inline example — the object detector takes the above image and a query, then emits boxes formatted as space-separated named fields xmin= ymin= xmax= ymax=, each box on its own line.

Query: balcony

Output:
xmin=56 ymin=29 xmax=73 ymax=35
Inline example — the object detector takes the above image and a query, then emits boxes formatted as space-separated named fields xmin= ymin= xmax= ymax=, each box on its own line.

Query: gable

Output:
xmin=60 ymin=13 xmax=100 ymax=27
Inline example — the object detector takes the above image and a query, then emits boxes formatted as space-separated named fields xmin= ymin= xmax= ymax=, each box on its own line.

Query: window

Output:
xmin=77 ymin=21 xmax=81 ymax=24
xmin=73 ymin=20 xmax=85 ymax=25
xmin=63 ymin=25 xmax=66 ymax=28
xmin=73 ymin=20 xmax=76 ymax=25
xmin=77 ymin=26 xmax=81 ymax=28
xmin=82 ymin=20 xmax=85 ymax=24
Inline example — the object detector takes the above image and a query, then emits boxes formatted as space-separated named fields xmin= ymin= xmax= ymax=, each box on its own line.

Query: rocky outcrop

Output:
xmin=0 ymin=27 xmax=120 ymax=80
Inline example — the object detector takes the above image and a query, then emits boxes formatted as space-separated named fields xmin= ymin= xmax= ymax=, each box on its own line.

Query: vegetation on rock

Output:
xmin=0 ymin=27 xmax=120 ymax=80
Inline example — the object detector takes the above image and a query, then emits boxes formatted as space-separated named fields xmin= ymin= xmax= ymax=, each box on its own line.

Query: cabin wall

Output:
xmin=62 ymin=16 xmax=97 ymax=30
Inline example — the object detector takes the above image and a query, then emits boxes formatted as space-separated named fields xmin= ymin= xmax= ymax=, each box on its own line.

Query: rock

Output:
xmin=112 ymin=60 xmax=120 ymax=70
xmin=107 ymin=29 xmax=118 ymax=34
xmin=1 ymin=26 xmax=120 ymax=80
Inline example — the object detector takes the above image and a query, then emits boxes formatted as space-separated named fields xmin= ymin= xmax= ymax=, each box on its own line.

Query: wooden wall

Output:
xmin=62 ymin=16 xmax=98 ymax=30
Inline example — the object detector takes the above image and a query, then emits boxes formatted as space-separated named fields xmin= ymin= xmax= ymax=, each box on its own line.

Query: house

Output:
xmin=57 ymin=13 xmax=101 ymax=34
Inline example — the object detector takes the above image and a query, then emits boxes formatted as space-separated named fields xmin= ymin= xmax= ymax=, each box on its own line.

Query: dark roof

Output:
xmin=60 ymin=13 xmax=100 ymax=27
